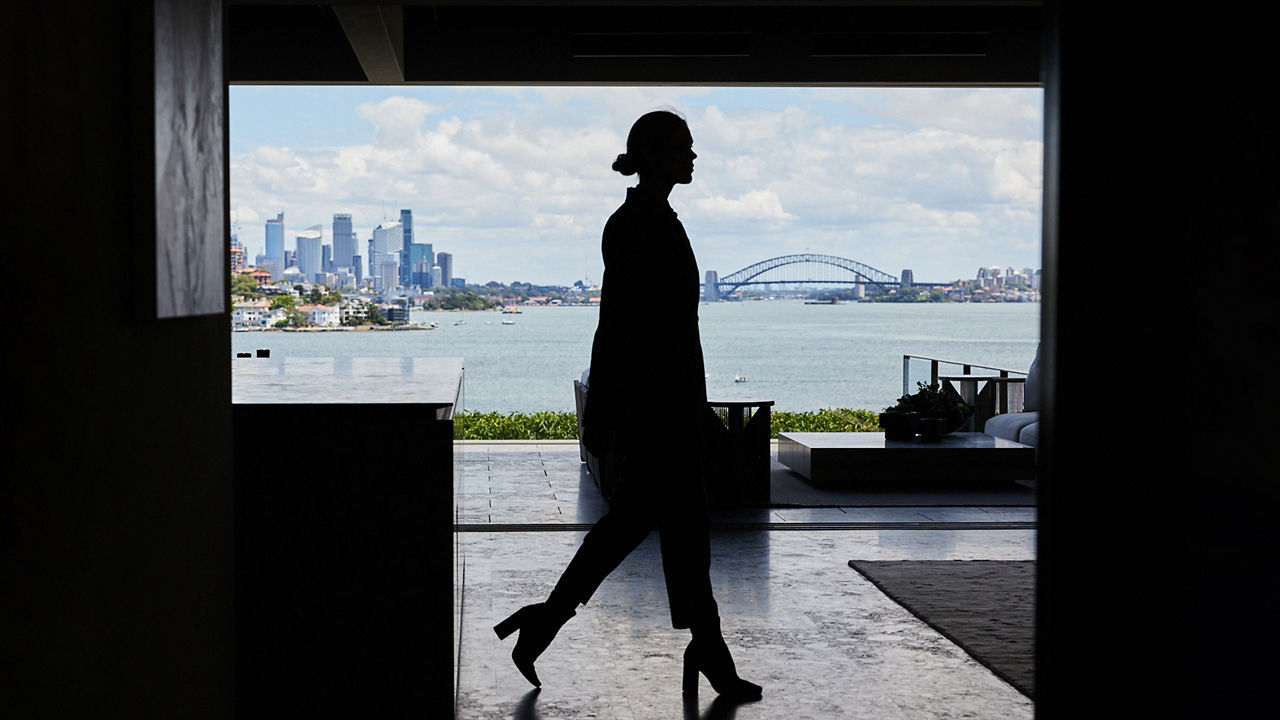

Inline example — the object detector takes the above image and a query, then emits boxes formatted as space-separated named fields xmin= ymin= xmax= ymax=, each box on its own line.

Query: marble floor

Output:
xmin=454 ymin=441 xmax=1036 ymax=719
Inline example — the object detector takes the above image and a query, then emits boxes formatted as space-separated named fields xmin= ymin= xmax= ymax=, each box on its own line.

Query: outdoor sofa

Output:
xmin=572 ymin=369 xmax=620 ymax=497
xmin=980 ymin=345 xmax=1040 ymax=447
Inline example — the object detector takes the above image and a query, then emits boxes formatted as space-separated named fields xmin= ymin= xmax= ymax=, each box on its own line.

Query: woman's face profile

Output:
xmin=651 ymin=126 xmax=696 ymax=185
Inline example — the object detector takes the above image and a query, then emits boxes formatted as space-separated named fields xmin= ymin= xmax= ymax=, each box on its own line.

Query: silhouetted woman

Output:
xmin=494 ymin=110 xmax=762 ymax=701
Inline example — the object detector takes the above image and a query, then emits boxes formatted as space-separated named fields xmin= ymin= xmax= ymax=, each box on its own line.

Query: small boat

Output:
xmin=734 ymin=373 xmax=748 ymax=383
xmin=502 ymin=306 xmax=522 ymax=314
xmin=454 ymin=320 xmax=466 ymax=326
xmin=502 ymin=319 xmax=516 ymax=325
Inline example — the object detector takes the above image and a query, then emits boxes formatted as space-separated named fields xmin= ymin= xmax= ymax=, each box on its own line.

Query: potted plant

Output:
xmin=878 ymin=407 xmax=919 ymax=441
xmin=881 ymin=382 xmax=973 ymax=442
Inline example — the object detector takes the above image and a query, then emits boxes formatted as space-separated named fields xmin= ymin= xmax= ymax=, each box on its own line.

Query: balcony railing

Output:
xmin=902 ymin=354 xmax=1030 ymax=429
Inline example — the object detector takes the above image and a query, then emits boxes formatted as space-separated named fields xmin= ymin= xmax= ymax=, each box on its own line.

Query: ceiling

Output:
xmin=227 ymin=2 xmax=1043 ymax=85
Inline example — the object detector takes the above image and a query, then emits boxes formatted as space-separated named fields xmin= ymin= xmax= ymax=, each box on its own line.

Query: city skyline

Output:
xmin=230 ymin=86 xmax=1044 ymax=286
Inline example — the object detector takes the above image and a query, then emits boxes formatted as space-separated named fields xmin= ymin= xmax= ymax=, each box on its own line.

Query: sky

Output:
xmin=229 ymin=86 xmax=1043 ymax=287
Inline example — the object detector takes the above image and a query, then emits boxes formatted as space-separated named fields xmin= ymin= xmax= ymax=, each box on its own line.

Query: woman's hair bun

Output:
xmin=612 ymin=152 xmax=638 ymax=176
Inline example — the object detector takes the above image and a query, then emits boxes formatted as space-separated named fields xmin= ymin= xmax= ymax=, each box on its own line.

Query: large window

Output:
xmin=230 ymin=86 xmax=1042 ymax=412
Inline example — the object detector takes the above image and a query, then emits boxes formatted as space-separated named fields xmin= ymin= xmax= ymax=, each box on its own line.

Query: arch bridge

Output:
xmin=710 ymin=253 xmax=902 ymax=295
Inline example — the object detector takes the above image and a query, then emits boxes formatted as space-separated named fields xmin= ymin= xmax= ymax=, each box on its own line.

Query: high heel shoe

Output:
xmin=493 ymin=602 xmax=575 ymax=688
xmin=682 ymin=635 xmax=763 ymax=701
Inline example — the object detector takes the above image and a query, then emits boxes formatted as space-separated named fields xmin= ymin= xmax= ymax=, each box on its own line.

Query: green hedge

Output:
xmin=457 ymin=411 xmax=580 ymax=440
xmin=456 ymin=408 xmax=880 ymax=440
xmin=770 ymin=408 xmax=881 ymax=434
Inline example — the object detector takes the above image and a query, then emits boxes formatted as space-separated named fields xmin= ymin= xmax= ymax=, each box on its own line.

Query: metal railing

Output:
xmin=902 ymin=355 xmax=1027 ymax=396
xmin=902 ymin=355 xmax=1030 ymax=429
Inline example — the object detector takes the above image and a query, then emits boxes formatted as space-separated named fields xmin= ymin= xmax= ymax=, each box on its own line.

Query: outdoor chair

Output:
xmin=957 ymin=345 xmax=1039 ymax=447
xmin=573 ymin=370 xmax=768 ymax=506
xmin=573 ymin=370 xmax=621 ymax=498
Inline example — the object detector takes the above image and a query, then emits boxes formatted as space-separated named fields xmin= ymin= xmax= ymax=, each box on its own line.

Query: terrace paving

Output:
xmin=454 ymin=440 xmax=1036 ymax=719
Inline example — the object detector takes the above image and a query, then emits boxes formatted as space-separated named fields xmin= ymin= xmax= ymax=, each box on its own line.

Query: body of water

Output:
xmin=231 ymin=300 xmax=1040 ymax=413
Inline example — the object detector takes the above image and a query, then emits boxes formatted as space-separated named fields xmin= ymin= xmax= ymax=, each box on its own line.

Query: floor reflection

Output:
xmin=685 ymin=694 xmax=759 ymax=720
xmin=458 ymin=442 xmax=1036 ymax=720
xmin=510 ymin=688 xmax=541 ymax=720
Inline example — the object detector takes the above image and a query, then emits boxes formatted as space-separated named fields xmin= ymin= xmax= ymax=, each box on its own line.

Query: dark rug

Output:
xmin=847 ymin=559 xmax=1035 ymax=699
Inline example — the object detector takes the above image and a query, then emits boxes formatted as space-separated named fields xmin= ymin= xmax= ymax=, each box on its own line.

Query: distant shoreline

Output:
xmin=232 ymin=325 xmax=433 ymax=332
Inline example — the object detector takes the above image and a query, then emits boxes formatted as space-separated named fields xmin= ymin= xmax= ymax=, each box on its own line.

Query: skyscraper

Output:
xmin=296 ymin=225 xmax=323 ymax=283
xmin=230 ymin=234 xmax=244 ymax=273
xmin=377 ymin=259 xmax=399 ymax=292
xmin=264 ymin=211 xmax=284 ymax=280
xmin=371 ymin=221 xmax=400 ymax=256
xmin=409 ymin=244 xmax=428 ymax=287
xmin=399 ymin=209 xmax=413 ymax=285
xmin=412 ymin=260 xmax=432 ymax=288
xmin=372 ymin=221 xmax=402 ymax=286
xmin=332 ymin=213 xmax=355 ymax=270
xmin=436 ymin=251 xmax=453 ymax=288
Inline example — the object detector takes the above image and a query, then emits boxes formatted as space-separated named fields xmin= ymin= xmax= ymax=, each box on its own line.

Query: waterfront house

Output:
xmin=297 ymin=304 xmax=340 ymax=327
xmin=339 ymin=299 xmax=369 ymax=325
xmin=230 ymin=301 xmax=266 ymax=327
xmin=230 ymin=307 xmax=258 ymax=327
xmin=244 ymin=268 xmax=273 ymax=286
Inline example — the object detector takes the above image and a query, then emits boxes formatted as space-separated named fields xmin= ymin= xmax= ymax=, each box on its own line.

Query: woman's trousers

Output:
xmin=547 ymin=455 xmax=719 ymax=630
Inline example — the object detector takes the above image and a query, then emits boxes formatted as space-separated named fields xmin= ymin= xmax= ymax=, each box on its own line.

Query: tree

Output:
xmin=422 ymin=289 xmax=497 ymax=311
xmin=230 ymin=272 xmax=261 ymax=298
xmin=285 ymin=309 xmax=310 ymax=327
xmin=270 ymin=295 xmax=296 ymax=312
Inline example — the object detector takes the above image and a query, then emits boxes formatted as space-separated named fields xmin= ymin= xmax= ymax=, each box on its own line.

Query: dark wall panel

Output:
xmin=10 ymin=2 xmax=234 ymax=716
xmin=226 ymin=3 xmax=1040 ymax=86
xmin=403 ymin=4 xmax=1040 ymax=85
xmin=228 ymin=4 xmax=366 ymax=83
xmin=155 ymin=0 xmax=226 ymax=316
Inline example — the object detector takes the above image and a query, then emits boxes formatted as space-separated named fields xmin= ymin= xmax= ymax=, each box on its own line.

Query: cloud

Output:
xmin=355 ymin=96 xmax=442 ymax=147
xmin=230 ymin=206 xmax=260 ymax=225
xmin=695 ymin=189 xmax=793 ymax=223
xmin=252 ymin=145 xmax=299 ymax=168
xmin=810 ymin=87 xmax=1043 ymax=139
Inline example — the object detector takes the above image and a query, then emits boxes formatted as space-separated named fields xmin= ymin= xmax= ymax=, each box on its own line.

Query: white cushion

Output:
xmin=985 ymin=411 xmax=1039 ymax=442
xmin=1017 ymin=421 xmax=1039 ymax=447
xmin=1023 ymin=345 xmax=1040 ymax=412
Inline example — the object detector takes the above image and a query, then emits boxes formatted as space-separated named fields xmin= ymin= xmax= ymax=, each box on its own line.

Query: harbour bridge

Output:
xmin=701 ymin=253 xmax=948 ymax=298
